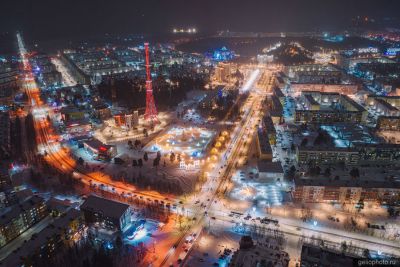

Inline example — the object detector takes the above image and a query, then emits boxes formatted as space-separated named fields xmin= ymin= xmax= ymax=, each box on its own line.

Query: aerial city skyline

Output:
xmin=0 ymin=1 xmax=399 ymax=267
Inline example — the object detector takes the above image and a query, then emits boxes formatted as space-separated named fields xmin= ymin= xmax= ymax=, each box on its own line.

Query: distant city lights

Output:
xmin=173 ymin=28 xmax=197 ymax=34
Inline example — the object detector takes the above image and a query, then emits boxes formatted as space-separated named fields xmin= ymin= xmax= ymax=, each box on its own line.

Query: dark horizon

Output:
xmin=1 ymin=0 xmax=400 ymax=43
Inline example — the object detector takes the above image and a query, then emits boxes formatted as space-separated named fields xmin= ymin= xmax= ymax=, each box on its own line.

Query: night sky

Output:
xmin=1 ymin=0 xmax=400 ymax=41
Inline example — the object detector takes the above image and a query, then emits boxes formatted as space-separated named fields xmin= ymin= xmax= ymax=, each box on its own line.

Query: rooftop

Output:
xmin=83 ymin=138 xmax=114 ymax=151
xmin=80 ymin=195 xmax=130 ymax=220
xmin=257 ymin=160 xmax=283 ymax=174
xmin=295 ymin=166 xmax=400 ymax=189
xmin=0 ymin=196 xmax=45 ymax=226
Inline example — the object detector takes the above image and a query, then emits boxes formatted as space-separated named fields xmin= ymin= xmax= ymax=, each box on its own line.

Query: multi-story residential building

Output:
xmin=290 ymin=83 xmax=359 ymax=95
xmin=294 ymin=92 xmax=367 ymax=124
xmin=261 ymin=114 xmax=276 ymax=145
xmin=0 ymin=208 xmax=83 ymax=267
xmin=0 ymin=196 xmax=48 ymax=247
xmin=0 ymin=112 xmax=10 ymax=160
xmin=293 ymin=177 xmax=400 ymax=204
xmin=284 ymin=64 xmax=342 ymax=83
xmin=366 ymin=95 xmax=400 ymax=115
xmin=272 ymin=86 xmax=285 ymax=104
xmin=336 ymin=51 xmax=393 ymax=71
xmin=297 ymin=143 xmax=400 ymax=167
xmin=255 ymin=129 xmax=273 ymax=161
xmin=377 ymin=116 xmax=400 ymax=131
xmin=266 ymin=95 xmax=284 ymax=123
xmin=0 ymin=62 xmax=19 ymax=106
xmin=229 ymin=236 xmax=289 ymax=267
xmin=300 ymin=243 xmax=358 ymax=267
xmin=297 ymin=146 xmax=360 ymax=166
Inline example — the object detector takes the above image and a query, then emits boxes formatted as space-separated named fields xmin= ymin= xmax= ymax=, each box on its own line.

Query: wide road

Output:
xmin=160 ymin=69 xmax=264 ymax=266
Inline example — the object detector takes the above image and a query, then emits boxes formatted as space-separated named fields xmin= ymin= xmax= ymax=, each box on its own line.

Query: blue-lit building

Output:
xmin=210 ymin=47 xmax=235 ymax=62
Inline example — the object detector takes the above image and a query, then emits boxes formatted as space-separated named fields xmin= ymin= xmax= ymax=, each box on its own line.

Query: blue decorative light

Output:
xmin=209 ymin=46 xmax=235 ymax=61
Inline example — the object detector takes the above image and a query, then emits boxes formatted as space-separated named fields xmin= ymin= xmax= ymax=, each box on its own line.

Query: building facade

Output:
xmin=80 ymin=195 xmax=131 ymax=231
xmin=0 ymin=196 xmax=48 ymax=247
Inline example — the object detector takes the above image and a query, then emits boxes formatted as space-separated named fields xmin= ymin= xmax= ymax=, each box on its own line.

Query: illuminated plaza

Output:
xmin=145 ymin=126 xmax=215 ymax=159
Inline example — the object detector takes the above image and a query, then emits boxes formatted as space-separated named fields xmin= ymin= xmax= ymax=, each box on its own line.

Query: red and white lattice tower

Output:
xmin=144 ymin=42 xmax=158 ymax=124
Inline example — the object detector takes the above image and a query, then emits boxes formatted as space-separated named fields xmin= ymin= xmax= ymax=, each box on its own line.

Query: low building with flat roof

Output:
xmin=80 ymin=195 xmax=131 ymax=231
xmin=83 ymin=138 xmax=117 ymax=161
xmin=257 ymin=160 xmax=284 ymax=181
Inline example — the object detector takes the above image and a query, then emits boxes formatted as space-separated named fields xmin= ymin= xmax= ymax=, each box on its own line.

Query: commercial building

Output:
xmin=60 ymin=106 xmax=86 ymax=121
xmin=0 ymin=208 xmax=83 ymax=267
xmin=83 ymin=139 xmax=117 ymax=161
xmin=64 ymin=118 xmax=92 ymax=137
xmin=257 ymin=160 xmax=284 ymax=181
xmin=229 ymin=236 xmax=289 ymax=267
xmin=80 ymin=195 xmax=131 ymax=231
xmin=0 ymin=196 xmax=48 ymax=247
xmin=294 ymin=92 xmax=367 ymax=124
xmin=113 ymin=111 xmax=139 ymax=129
xmin=92 ymin=102 xmax=111 ymax=120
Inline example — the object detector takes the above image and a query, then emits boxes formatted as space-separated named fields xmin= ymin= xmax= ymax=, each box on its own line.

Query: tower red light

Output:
xmin=144 ymin=42 xmax=158 ymax=124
